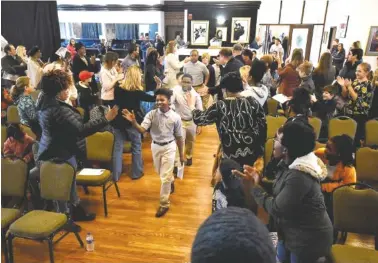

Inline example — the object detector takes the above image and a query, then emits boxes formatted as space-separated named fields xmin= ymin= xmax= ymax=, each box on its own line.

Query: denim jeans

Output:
xmin=29 ymin=156 xmax=79 ymax=213
xmin=276 ymin=240 xmax=321 ymax=263
xmin=113 ymin=127 xmax=144 ymax=180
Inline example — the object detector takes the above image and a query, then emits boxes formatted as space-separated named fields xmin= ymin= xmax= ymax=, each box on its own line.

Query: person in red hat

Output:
xmin=76 ymin=70 xmax=97 ymax=121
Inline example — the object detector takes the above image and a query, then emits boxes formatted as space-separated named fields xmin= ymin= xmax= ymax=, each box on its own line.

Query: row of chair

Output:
xmin=1 ymin=131 xmax=121 ymax=262
xmin=266 ymin=115 xmax=378 ymax=146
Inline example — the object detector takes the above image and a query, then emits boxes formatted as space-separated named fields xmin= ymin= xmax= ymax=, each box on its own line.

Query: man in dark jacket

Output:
xmin=338 ymin=48 xmax=363 ymax=80
xmin=1 ymin=44 xmax=27 ymax=87
xmin=155 ymin=34 xmax=165 ymax=57
xmin=71 ymin=42 xmax=100 ymax=94
xmin=234 ymin=121 xmax=333 ymax=262
xmin=30 ymin=70 xmax=118 ymax=222
xmin=208 ymin=47 xmax=243 ymax=99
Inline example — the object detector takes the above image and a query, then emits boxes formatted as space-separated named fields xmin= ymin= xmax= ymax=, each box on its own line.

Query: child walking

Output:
xmin=122 ymin=88 xmax=184 ymax=218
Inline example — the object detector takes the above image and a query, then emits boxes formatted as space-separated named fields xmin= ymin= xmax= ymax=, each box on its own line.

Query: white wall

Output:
xmin=322 ymin=0 xmax=378 ymax=70
xmin=58 ymin=10 xmax=165 ymax=37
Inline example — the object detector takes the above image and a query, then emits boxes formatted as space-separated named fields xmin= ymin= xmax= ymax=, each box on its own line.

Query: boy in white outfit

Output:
xmin=122 ymin=88 xmax=184 ymax=217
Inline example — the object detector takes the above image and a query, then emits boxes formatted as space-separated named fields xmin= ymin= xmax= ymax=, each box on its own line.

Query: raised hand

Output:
xmin=336 ymin=76 xmax=345 ymax=87
xmin=105 ymin=105 xmax=119 ymax=121
xmin=184 ymin=56 xmax=191 ymax=63
xmin=344 ymin=79 xmax=352 ymax=87
xmin=122 ymin=109 xmax=136 ymax=123
xmin=232 ymin=165 xmax=260 ymax=189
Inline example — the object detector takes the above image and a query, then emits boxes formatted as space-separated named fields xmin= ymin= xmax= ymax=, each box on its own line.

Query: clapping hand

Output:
xmin=232 ymin=165 xmax=261 ymax=189
xmin=154 ymin=76 xmax=162 ymax=88
xmin=344 ymin=79 xmax=351 ymax=87
xmin=184 ymin=56 xmax=191 ymax=63
xmin=105 ymin=105 xmax=119 ymax=121
xmin=90 ymin=55 xmax=96 ymax=64
xmin=336 ymin=76 xmax=345 ymax=86
xmin=122 ymin=109 xmax=136 ymax=123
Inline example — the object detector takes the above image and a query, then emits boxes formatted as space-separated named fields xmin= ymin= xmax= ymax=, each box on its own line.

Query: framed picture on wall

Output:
xmin=191 ymin=20 xmax=209 ymax=46
xmin=337 ymin=15 xmax=349 ymax=38
xmin=231 ymin=17 xmax=251 ymax=43
xmin=365 ymin=26 xmax=378 ymax=56
xmin=215 ymin=27 xmax=227 ymax=41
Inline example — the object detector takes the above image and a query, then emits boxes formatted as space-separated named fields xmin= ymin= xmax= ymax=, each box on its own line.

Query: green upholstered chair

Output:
xmin=1 ymin=158 xmax=28 ymax=263
xmin=8 ymin=161 xmax=84 ymax=263
xmin=332 ymin=183 xmax=378 ymax=251
xmin=75 ymin=107 xmax=85 ymax=118
xmin=356 ymin=147 xmax=378 ymax=189
xmin=308 ymin=116 xmax=322 ymax=140
xmin=76 ymin=131 xmax=120 ymax=216
xmin=123 ymin=141 xmax=132 ymax=153
xmin=365 ymin=119 xmax=378 ymax=147
xmin=331 ymin=244 xmax=378 ymax=263
xmin=267 ymin=98 xmax=279 ymax=116
xmin=6 ymin=105 xmax=20 ymax=124
xmin=266 ymin=116 xmax=286 ymax=140
xmin=328 ymin=116 xmax=357 ymax=140
xmin=19 ymin=124 xmax=37 ymax=140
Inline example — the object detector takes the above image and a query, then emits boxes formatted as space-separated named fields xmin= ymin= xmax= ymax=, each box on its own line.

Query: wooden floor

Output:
xmin=6 ymin=126 xmax=375 ymax=263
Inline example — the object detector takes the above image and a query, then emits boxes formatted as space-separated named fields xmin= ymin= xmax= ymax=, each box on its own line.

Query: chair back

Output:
xmin=86 ymin=132 xmax=114 ymax=162
xmin=1 ymin=158 xmax=28 ymax=197
xmin=1 ymin=125 xmax=7 ymax=151
xmin=267 ymin=98 xmax=278 ymax=116
xmin=266 ymin=116 xmax=287 ymax=139
xmin=40 ymin=161 xmax=75 ymax=202
xmin=264 ymin=138 xmax=274 ymax=169
xmin=328 ymin=116 xmax=357 ymax=139
xmin=333 ymin=184 xmax=378 ymax=235
xmin=365 ymin=119 xmax=378 ymax=147
xmin=7 ymin=105 xmax=20 ymax=124
xmin=356 ymin=147 xmax=378 ymax=182
xmin=308 ymin=117 xmax=322 ymax=140
xmin=76 ymin=107 xmax=85 ymax=118
xmin=20 ymin=124 xmax=37 ymax=140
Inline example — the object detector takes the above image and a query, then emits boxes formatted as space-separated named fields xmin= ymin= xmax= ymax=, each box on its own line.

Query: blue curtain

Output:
xmin=115 ymin=24 xmax=139 ymax=40
xmin=149 ymin=24 xmax=158 ymax=39
xmin=82 ymin=23 xmax=101 ymax=38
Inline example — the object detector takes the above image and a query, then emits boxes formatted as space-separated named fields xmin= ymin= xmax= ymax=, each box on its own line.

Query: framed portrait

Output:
xmin=365 ymin=26 xmax=378 ymax=56
xmin=215 ymin=27 xmax=227 ymax=41
xmin=337 ymin=15 xmax=349 ymax=38
xmin=231 ymin=17 xmax=251 ymax=43
xmin=191 ymin=20 xmax=209 ymax=46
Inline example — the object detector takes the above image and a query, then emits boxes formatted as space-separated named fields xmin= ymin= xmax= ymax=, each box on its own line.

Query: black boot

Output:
xmin=170 ymin=181 xmax=175 ymax=194
xmin=72 ymin=204 xmax=96 ymax=222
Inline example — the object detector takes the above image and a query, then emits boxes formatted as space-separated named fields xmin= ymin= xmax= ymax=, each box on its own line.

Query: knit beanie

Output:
xmin=191 ymin=207 xmax=276 ymax=263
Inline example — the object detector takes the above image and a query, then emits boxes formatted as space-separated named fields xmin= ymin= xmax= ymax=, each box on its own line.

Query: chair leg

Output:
xmin=340 ymin=232 xmax=348 ymax=244
xmin=114 ymin=181 xmax=121 ymax=198
xmin=8 ymin=234 xmax=14 ymax=263
xmin=2 ymin=230 xmax=9 ymax=263
xmin=102 ymin=184 xmax=108 ymax=217
xmin=73 ymin=232 xmax=84 ymax=248
xmin=48 ymin=237 xmax=54 ymax=263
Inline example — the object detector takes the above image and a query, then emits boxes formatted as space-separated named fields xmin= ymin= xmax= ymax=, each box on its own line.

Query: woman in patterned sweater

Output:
xmin=337 ymin=62 xmax=373 ymax=146
xmin=193 ymin=72 xmax=267 ymax=167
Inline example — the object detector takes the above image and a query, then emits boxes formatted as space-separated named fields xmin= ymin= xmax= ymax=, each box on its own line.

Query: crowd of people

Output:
xmin=1 ymin=33 xmax=378 ymax=262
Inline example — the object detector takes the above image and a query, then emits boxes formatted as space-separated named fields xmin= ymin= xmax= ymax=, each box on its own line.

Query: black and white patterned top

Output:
xmin=193 ymin=96 xmax=266 ymax=166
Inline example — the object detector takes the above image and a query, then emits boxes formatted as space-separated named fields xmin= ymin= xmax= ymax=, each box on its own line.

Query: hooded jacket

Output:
xmin=251 ymin=154 xmax=333 ymax=259
xmin=36 ymin=92 xmax=108 ymax=162
xmin=241 ymin=84 xmax=269 ymax=106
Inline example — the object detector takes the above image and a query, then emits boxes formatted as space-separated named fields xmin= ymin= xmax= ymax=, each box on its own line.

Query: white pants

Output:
xmin=175 ymin=120 xmax=197 ymax=166
xmin=151 ymin=141 xmax=176 ymax=208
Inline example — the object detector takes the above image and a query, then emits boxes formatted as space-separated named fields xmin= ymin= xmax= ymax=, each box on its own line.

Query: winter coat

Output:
xmin=36 ymin=92 xmax=108 ymax=162
xmin=251 ymin=153 xmax=333 ymax=259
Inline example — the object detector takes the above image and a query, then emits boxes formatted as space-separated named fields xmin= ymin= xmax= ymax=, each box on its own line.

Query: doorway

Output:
xmin=288 ymin=24 xmax=314 ymax=60
xmin=166 ymin=26 xmax=183 ymax=42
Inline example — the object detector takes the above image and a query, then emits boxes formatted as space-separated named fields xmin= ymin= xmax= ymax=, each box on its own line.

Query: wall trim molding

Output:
xmin=58 ymin=1 xmax=261 ymax=12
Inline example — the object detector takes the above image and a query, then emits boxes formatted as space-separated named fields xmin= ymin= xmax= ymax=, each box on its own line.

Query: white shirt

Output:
xmin=171 ymin=85 xmax=203 ymax=120
xmin=164 ymin=53 xmax=185 ymax=76
xmin=27 ymin=59 xmax=44 ymax=88
xmin=99 ymin=66 xmax=118 ymax=101
xmin=213 ymin=64 xmax=221 ymax=86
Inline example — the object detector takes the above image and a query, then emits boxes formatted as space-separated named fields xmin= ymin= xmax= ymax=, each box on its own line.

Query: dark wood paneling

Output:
xmin=186 ymin=2 xmax=261 ymax=48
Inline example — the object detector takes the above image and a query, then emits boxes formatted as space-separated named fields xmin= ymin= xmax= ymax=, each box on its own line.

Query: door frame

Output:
xmin=288 ymin=24 xmax=314 ymax=61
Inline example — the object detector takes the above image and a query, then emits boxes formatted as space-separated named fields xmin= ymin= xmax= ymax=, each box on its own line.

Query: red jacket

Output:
xmin=278 ymin=64 xmax=300 ymax=97
xmin=67 ymin=44 xmax=77 ymax=57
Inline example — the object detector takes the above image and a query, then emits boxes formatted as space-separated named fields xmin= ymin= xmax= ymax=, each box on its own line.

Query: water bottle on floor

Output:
xmin=86 ymin=232 xmax=94 ymax=252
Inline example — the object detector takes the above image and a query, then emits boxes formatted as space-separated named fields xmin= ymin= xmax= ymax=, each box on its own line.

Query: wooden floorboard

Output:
xmin=5 ymin=125 xmax=375 ymax=263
